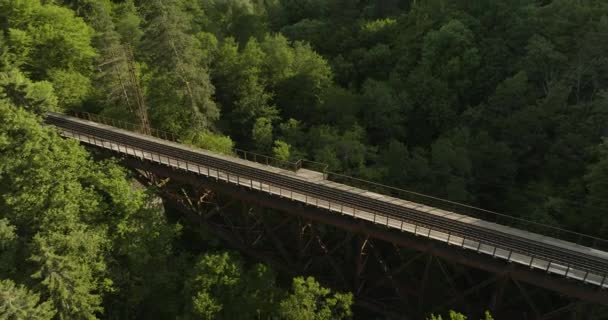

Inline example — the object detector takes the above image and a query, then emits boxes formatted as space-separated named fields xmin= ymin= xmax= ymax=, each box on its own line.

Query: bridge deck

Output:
xmin=45 ymin=112 xmax=608 ymax=290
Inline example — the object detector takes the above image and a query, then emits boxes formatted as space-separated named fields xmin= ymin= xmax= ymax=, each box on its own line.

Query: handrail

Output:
xmin=325 ymin=172 xmax=608 ymax=250
xmin=68 ymin=111 xmax=301 ymax=172
xmin=52 ymin=124 xmax=608 ymax=284
xmin=233 ymin=148 xmax=299 ymax=172
xmin=69 ymin=111 xmax=178 ymax=142
xmin=62 ymin=111 xmax=608 ymax=251
xmin=299 ymin=159 xmax=329 ymax=177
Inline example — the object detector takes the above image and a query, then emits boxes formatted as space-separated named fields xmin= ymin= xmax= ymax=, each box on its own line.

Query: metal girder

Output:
xmin=489 ymin=275 xmax=509 ymax=311
xmin=514 ymin=279 xmax=541 ymax=318
xmin=367 ymin=240 xmax=412 ymax=307
xmin=354 ymin=235 xmax=369 ymax=295
xmin=419 ymin=254 xmax=433 ymax=313
xmin=261 ymin=213 xmax=296 ymax=268
xmin=120 ymin=157 xmax=608 ymax=317
xmin=364 ymin=250 xmax=427 ymax=293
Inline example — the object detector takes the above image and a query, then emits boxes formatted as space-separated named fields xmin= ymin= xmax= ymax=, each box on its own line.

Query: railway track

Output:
xmin=46 ymin=113 xmax=608 ymax=281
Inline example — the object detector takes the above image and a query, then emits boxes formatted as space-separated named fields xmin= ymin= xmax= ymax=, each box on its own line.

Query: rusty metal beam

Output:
xmin=165 ymin=198 xmax=292 ymax=275
xmin=261 ymin=213 xmax=296 ymax=268
xmin=435 ymin=274 xmax=503 ymax=312
xmin=368 ymin=241 xmax=414 ymax=307
xmin=436 ymin=257 xmax=464 ymax=308
xmin=419 ymin=254 xmax=433 ymax=312
xmin=328 ymin=233 xmax=353 ymax=256
xmin=355 ymin=235 xmax=369 ymax=295
xmin=514 ymin=280 xmax=541 ymax=318
xmin=120 ymin=158 xmax=608 ymax=306
xmin=489 ymin=275 xmax=508 ymax=311
xmin=315 ymin=232 xmax=348 ymax=289
xmin=540 ymin=302 xmax=579 ymax=320
xmin=366 ymin=250 xmax=427 ymax=292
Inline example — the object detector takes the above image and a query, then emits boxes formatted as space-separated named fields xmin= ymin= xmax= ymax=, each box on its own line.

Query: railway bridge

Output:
xmin=46 ymin=112 xmax=608 ymax=319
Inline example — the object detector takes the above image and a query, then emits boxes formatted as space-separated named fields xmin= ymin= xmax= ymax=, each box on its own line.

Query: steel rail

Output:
xmin=46 ymin=115 xmax=608 ymax=275
xmin=326 ymin=171 xmax=608 ymax=248
xmin=46 ymin=113 xmax=608 ymax=279
xmin=65 ymin=111 xmax=608 ymax=249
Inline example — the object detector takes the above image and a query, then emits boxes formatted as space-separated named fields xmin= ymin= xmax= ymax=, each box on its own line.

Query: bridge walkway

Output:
xmin=45 ymin=112 xmax=608 ymax=292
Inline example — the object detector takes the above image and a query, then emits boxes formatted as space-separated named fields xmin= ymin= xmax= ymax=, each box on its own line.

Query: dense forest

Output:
xmin=1 ymin=0 xmax=608 ymax=318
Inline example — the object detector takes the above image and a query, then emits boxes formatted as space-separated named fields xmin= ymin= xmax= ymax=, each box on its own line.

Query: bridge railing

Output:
xmin=234 ymin=149 xmax=300 ymax=172
xmin=64 ymin=111 xmax=608 ymax=252
xmin=69 ymin=111 xmax=301 ymax=172
xmin=297 ymin=159 xmax=330 ymax=177
xmin=52 ymin=126 xmax=608 ymax=286
xmin=69 ymin=111 xmax=178 ymax=142
xmin=326 ymin=171 xmax=608 ymax=251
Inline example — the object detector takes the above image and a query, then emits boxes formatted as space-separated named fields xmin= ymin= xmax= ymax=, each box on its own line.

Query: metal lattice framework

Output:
xmin=45 ymin=112 xmax=608 ymax=318
xmin=129 ymin=159 xmax=608 ymax=319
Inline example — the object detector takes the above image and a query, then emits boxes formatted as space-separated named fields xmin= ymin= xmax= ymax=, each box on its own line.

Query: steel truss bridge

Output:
xmin=46 ymin=112 xmax=608 ymax=319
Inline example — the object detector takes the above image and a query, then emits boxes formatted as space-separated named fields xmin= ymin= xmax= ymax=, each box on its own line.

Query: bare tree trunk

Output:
xmin=157 ymin=0 xmax=201 ymax=127
xmin=110 ymin=48 xmax=134 ymax=114
xmin=125 ymin=45 xmax=151 ymax=135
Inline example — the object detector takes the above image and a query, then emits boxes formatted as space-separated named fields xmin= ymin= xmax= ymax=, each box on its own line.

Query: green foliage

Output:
xmin=421 ymin=19 xmax=480 ymax=85
xmin=0 ymin=68 xmax=58 ymax=114
xmin=360 ymin=79 xmax=404 ymax=142
xmin=429 ymin=131 xmax=473 ymax=202
xmin=278 ymin=276 xmax=353 ymax=320
xmin=428 ymin=310 xmax=494 ymax=320
xmin=0 ymin=92 xmax=177 ymax=319
xmin=181 ymin=252 xmax=279 ymax=319
xmin=113 ymin=0 xmax=144 ymax=46
xmin=213 ymin=37 xmax=276 ymax=142
xmin=316 ymin=85 xmax=360 ymax=128
xmin=0 ymin=102 xmax=108 ymax=318
xmin=307 ymin=125 xmax=372 ymax=173
xmin=280 ymin=19 xmax=326 ymax=48
xmin=48 ymin=69 xmax=91 ymax=107
xmin=212 ymin=33 xmax=332 ymax=144
xmin=195 ymin=0 xmax=270 ymax=45
xmin=273 ymin=40 xmax=333 ymax=120
xmin=582 ymin=140 xmax=608 ymax=234
xmin=0 ymin=0 xmax=96 ymax=108
xmin=0 ymin=279 xmax=56 ymax=320
xmin=103 ymin=203 xmax=181 ymax=318
xmin=141 ymin=0 xmax=219 ymax=134
xmin=0 ymin=0 xmax=97 ymax=71
xmin=3 ymin=0 xmax=608 ymax=318
xmin=485 ymin=71 xmax=530 ymax=118
xmin=30 ymin=231 xmax=107 ymax=319
xmin=183 ymin=130 xmax=236 ymax=155
xmin=272 ymin=140 xmax=291 ymax=160
xmin=0 ymin=219 xmax=16 ymax=276
xmin=252 ymin=117 xmax=274 ymax=152
xmin=361 ymin=18 xmax=397 ymax=35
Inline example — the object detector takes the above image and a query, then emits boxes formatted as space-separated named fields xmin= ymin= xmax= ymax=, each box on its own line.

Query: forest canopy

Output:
xmin=1 ymin=0 xmax=607 ymax=319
